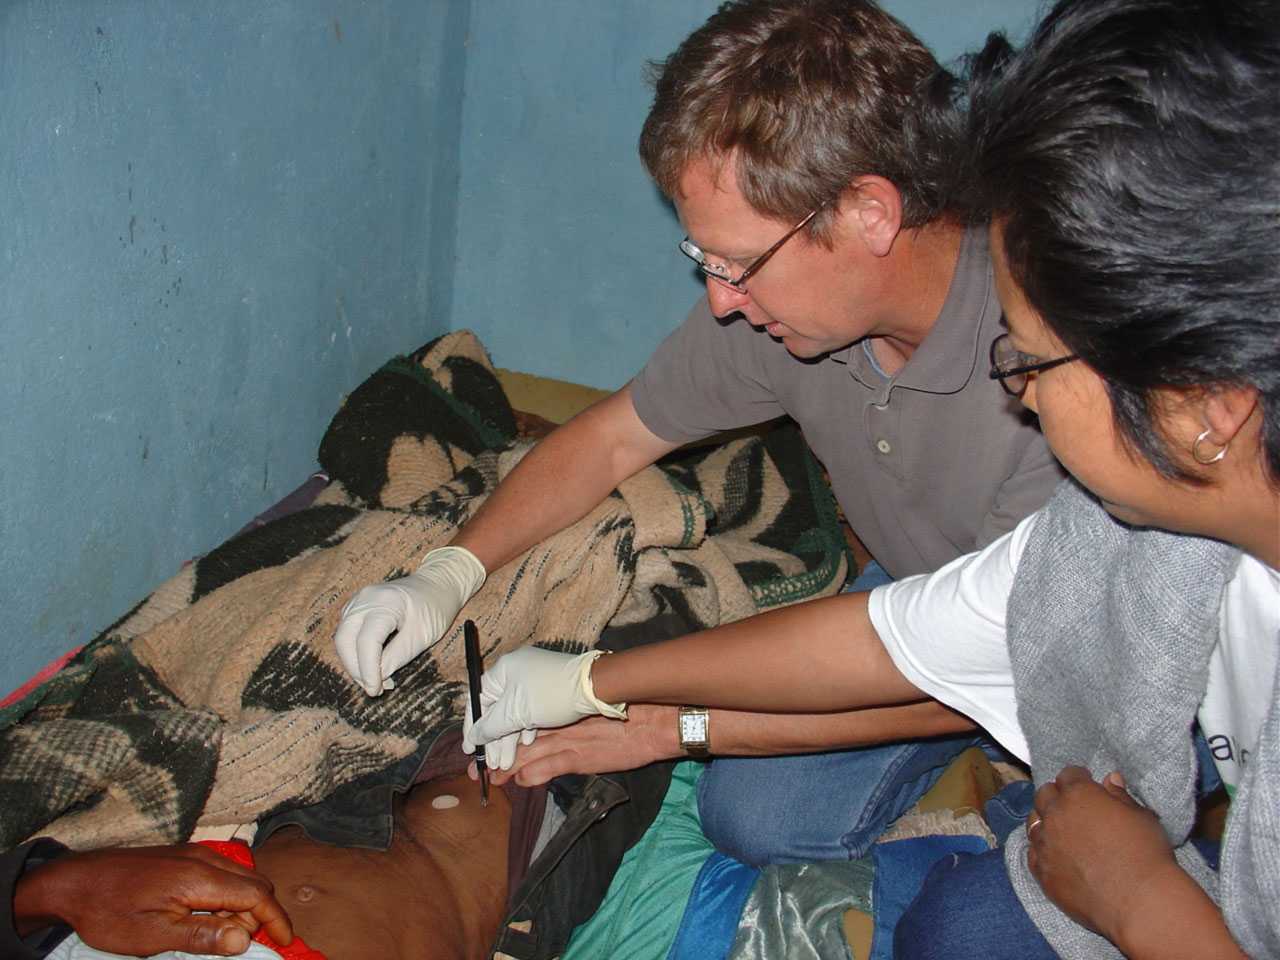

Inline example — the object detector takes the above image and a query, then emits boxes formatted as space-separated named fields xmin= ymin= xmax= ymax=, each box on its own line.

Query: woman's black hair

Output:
xmin=965 ymin=0 xmax=1280 ymax=482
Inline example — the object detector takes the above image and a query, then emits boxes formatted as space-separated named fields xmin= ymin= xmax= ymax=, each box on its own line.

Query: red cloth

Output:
xmin=0 ymin=646 xmax=82 ymax=708
xmin=197 ymin=841 xmax=327 ymax=960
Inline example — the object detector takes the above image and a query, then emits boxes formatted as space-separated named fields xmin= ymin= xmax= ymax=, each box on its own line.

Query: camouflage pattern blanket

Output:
xmin=0 ymin=331 xmax=847 ymax=851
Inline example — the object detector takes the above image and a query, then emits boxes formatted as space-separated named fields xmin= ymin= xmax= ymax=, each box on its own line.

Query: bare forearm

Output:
xmin=641 ymin=702 xmax=970 ymax=758
xmin=703 ymin=700 xmax=974 ymax=756
xmin=1114 ymin=865 xmax=1247 ymax=960
xmin=496 ymin=700 xmax=973 ymax=788
xmin=454 ymin=385 xmax=676 ymax=571
xmin=593 ymin=591 xmax=923 ymax=712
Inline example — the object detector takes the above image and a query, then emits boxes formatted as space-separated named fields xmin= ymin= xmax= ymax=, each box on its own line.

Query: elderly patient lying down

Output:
xmin=10 ymin=771 xmax=510 ymax=960
xmin=3 ymin=327 xmax=845 ymax=958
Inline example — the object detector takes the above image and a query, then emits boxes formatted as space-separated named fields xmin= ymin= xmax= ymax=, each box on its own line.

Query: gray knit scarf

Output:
xmin=1004 ymin=478 xmax=1278 ymax=958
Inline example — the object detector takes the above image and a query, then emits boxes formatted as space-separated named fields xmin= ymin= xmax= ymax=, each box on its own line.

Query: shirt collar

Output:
xmin=838 ymin=226 xmax=994 ymax=396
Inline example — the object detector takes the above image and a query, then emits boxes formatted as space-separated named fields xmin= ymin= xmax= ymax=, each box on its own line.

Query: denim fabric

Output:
xmin=981 ymin=729 xmax=1221 ymax=863
xmin=695 ymin=561 xmax=982 ymax=865
xmin=848 ymin=560 xmax=895 ymax=593
xmin=893 ymin=848 xmax=1059 ymax=960
xmin=984 ymin=779 xmax=1036 ymax=845
xmin=256 ymin=730 xmax=441 ymax=850
xmin=896 ymin=726 xmax=1227 ymax=957
xmin=983 ymin=728 xmax=1220 ymax=851
xmin=696 ymin=732 xmax=985 ymax=865
xmin=869 ymin=836 xmax=990 ymax=960
xmin=1194 ymin=723 xmax=1224 ymax=797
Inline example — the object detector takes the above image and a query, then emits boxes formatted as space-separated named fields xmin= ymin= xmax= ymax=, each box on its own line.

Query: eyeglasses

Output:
xmin=679 ymin=209 xmax=819 ymax=292
xmin=988 ymin=333 xmax=1079 ymax=397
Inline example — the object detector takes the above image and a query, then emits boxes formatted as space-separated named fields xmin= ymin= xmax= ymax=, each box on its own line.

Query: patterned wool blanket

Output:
xmin=0 ymin=331 xmax=847 ymax=851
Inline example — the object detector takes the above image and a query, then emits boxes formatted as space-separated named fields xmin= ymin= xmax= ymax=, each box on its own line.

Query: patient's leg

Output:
xmin=252 ymin=773 xmax=511 ymax=960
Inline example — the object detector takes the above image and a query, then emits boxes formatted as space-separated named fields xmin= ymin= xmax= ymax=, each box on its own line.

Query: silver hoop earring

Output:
xmin=1192 ymin=428 xmax=1229 ymax=465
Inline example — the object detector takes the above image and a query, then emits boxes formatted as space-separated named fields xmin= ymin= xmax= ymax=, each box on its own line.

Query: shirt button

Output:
xmin=876 ymin=439 xmax=892 ymax=454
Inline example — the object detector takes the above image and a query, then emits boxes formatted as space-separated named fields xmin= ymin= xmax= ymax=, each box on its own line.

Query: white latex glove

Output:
xmin=466 ymin=726 xmax=539 ymax=773
xmin=461 ymin=647 xmax=628 ymax=767
xmin=334 ymin=545 xmax=486 ymax=696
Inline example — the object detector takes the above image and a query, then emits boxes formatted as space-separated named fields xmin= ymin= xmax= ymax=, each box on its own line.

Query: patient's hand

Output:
xmin=15 ymin=843 xmax=292 ymax=957
xmin=482 ymin=704 xmax=680 ymax=787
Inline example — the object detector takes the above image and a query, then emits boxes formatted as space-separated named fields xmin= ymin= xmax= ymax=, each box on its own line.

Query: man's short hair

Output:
xmin=639 ymin=0 xmax=957 ymax=236
xmin=965 ymin=0 xmax=1280 ymax=482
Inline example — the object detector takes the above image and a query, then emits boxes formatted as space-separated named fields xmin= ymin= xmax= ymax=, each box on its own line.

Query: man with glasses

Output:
xmin=336 ymin=0 xmax=1063 ymax=868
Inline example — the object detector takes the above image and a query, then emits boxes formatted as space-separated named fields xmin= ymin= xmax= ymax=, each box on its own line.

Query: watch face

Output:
xmin=680 ymin=712 xmax=708 ymax=742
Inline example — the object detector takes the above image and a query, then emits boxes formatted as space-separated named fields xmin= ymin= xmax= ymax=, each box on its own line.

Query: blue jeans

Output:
xmin=895 ymin=726 xmax=1225 ymax=956
xmin=893 ymin=848 xmax=1059 ymax=959
xmin=696 ymin=561 xmax=985 ymax=865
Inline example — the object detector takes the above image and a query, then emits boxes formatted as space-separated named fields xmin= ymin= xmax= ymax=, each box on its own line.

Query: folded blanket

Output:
xmin=0 ymin=331 xmax=846 ymax=851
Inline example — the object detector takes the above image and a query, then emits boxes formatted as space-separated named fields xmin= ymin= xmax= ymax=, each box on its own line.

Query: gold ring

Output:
xmin=1027 ymin=816 xmax=1042 ymax=835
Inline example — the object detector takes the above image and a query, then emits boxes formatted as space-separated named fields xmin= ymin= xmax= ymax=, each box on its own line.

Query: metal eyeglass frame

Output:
xmin=679 ymin=209 xmax=819 ymax=292
xmin=988 ymin=333 xmax=1079 ymax=397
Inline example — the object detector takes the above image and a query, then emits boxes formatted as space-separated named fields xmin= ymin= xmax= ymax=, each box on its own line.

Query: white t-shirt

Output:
xmin=868 ymin=514 xmax=1280 ymax=794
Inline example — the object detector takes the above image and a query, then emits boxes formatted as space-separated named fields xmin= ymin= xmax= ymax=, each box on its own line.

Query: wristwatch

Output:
xmin=678 ymin=706 xmax=711 ymax=758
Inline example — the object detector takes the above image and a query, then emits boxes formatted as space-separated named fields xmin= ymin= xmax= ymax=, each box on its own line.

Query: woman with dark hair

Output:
xmin=466 ymin=0 xmax=1279 ymax=955
xmin=887 ymin=1 xmax=1280 ymax=955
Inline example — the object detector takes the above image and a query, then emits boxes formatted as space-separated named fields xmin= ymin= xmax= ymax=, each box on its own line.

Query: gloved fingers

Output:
xmin=470 ymin=647 xmax=600 ymax=736
xmin=333 ymin=613 xmax=369 ymax=691
xmin=353 ymin=611 xmax=401 ymax=697
xmin=461 ymin=701 xmax=477 ymax=755
xmin=488 ymin=731 xmax=521 ymax=771
xmin=467 ymin=710 xmax=518 ymax=748
xmin=520 ymin=728 xmax=538 ymax=746
xmin=483 ymin=735 xmax=504 ymax=770
xmin=378 ymin=624 xmax=433 ymax=687
xmin=471 ymin=671 xmax=511 ymax=740
xmin=478 ymin=665 xmax=508 ymax=703
xmin=335 ymin=585 xmax=405 ymax=695
xmin=461 ymin=696 xmax=502 ymax=755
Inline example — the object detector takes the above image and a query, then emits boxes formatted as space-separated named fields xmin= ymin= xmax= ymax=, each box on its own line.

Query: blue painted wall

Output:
xmin=0 ymin=1 xmax=466 ymax=694
xmin=2 ymin=0 xmax=1040 ymax=696
xmin=453 ymin=0 xmax=1041 ymax=390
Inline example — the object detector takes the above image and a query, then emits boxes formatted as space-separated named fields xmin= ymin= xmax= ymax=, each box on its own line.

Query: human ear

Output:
xmin=1200 ymin=386 xmax=1261 ymax=448
xmin=1164 ymin=384 xmax=1261 ymax=460
xmin=842 ymin=175 xmax=903 ymax=258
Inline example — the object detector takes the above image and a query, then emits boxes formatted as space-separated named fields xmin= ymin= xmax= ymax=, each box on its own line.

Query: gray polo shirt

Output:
xmin=631 ymin=227 xmax=1063 ymax=579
